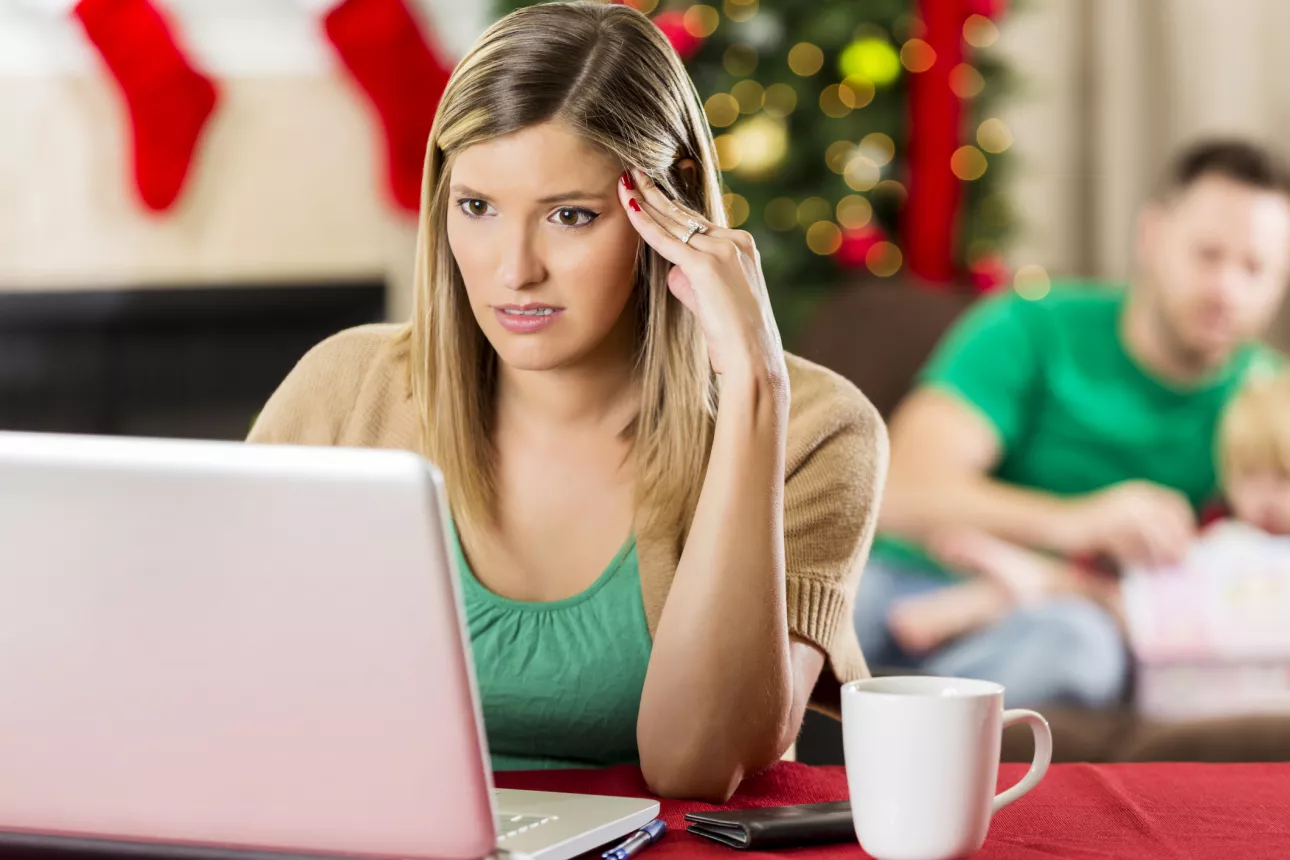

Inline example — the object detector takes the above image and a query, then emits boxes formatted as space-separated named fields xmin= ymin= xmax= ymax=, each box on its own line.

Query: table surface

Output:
xmin=496 ymin=761 xmax=1290 ymax=859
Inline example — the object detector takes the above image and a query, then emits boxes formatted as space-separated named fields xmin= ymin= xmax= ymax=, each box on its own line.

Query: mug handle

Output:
xmin=992 ymin=709 xmax=1052 ymax=813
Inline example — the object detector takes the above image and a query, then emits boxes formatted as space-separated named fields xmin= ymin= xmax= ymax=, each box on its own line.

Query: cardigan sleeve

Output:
xmin=781 ymin=356 xmax=889 ymax=690
xmin=246 ymin=325 xmax=394 ymax=446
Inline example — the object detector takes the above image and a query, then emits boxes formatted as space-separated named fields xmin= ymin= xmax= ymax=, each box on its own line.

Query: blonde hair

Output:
xmin=399 ymin=0 xmax=723 ymax=540
xmin=1219 ymin=368 xmax=1290 ymax=483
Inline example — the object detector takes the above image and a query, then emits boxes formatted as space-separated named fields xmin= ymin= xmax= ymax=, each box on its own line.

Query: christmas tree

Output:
xmin=491 ymin=0 xmax=1014 ymax=339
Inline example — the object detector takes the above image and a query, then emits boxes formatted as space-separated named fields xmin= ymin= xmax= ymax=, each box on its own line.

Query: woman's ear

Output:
xmin=675 ymin=158 xmax=699 ymax=192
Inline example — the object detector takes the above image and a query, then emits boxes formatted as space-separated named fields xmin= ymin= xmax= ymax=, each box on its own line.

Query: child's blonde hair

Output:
xmin=1219 ymin=368 xmax=1290 ymax=482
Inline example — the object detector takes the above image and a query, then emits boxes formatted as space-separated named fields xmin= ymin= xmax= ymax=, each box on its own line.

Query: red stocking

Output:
xmin=321 ymin=0 xmax=454 ymax=213
xmin=73 ymin=0 xmax=219 ymax=212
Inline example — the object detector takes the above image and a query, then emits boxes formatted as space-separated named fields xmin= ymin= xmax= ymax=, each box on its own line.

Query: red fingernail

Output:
xmin=621 ymin=171 xmax=635 ymax=190
xmin=628 ymin=198 xmax=641 ymax=212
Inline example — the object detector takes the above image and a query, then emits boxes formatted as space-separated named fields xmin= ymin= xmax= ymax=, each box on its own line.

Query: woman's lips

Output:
xmin=493 ymin=305 xmax=564 ymax=334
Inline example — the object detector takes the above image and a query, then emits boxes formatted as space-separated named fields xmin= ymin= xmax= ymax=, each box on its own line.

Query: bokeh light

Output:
xmin=951 ymin=145 xmax=987 ymax=180
xmin=866 ymin=242 xmax=903 ymax=277
xmin=977 ymin=118 xmax=1014 ymax=153
xmin=900 ymin=39 xmax=936 ymax=73
xmin=839 ymin=38 xmax=902 ymax=86
xmin=836 ymin=195 xmax=873 ymax=229
xmin=796 ymin=196 xmax=832 ymax=227
xmin=704 ymin=93 xmax=740 ymax=128
xmin=844 ymin=154 xmax=881 ymax=191
xmin=723 ymin=0 xmax=758 ymax=24
xmin=826 ymin=141 xmax=856 ymax=174
xmin=732 ymin=79 xmax=765 ymax=113
xmin=713 ymin=133 xmax=741 ymax=170
xmin=683 ymin=5 xmax=720 ymax=38
xmin=763 ymin=83 xmax=799 ymax=118
xmin=860 ymin=132 xmax=896 ymax=166
xmin=840 ymin=75 xmax=876 ymax=109
xmin=723 ymin=44 xmax=758 ymax=77
xmin=788 ymin=42 xmax=825 ymax=76
xmin=1014 ymin=265 xmax=1051 ymax=301
xmin=806 ymin=221 xmax=843 ymax=255
xmin=964 ymin=14 xmax=1000 ymax=49
xmin=949 ymin=63 xmax=985 ymax=98
xmin=819 ymin=85 xmax=854 ymax=118
xmin=730 ymin=115 xmax=788 ymax=177
xmin=723 ymin=192 xmax=750 ymax=228
xmin=766 ymin=197 xmax=798 ymax=231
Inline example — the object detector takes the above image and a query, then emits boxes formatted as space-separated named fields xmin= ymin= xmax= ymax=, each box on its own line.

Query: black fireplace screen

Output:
xmin=0 ymin=281 xmax=386 ymax=441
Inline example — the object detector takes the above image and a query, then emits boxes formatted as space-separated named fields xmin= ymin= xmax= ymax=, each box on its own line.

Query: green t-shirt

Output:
xmin=871 ymin=282 xmax=1280 ymax=577
xmin=448 ymin=523 xmax=653 ymax=771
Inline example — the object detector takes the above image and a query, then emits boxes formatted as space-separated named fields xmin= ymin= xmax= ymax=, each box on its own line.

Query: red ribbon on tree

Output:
xmin=902 ymin=0 xmax=971 ymax=286
xmin=652 ymin=10 xmax=706 ymax=61
xmin=835 ymin=224 xmax=889 ymax=270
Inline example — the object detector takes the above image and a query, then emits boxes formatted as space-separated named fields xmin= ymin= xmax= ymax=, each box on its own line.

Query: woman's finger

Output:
xmin=627 ymin=170 xmax=716 ymax=243
xmin=631 ymin=169 xmax=701 ymax=221
xmin=640 ymin=182 xmax=706 ymax=235
xmin=632 ymin=170 xmax=758 ymax=259
xmin=617 ymin=178 xmax=704 ymax=268
xmin=636 ymin=192 xmax=725 ymax=256
xmin=619 ymin=173 xmax=725 ymax=256
xmin=631 ymin=168 xmax=744 ymax=244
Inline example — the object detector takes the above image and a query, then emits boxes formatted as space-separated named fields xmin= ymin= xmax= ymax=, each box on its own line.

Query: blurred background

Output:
xmin=5 ymin=0 xmax=1290 ymax=440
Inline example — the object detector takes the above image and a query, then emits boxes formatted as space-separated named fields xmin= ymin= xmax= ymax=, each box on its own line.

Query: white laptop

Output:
xmin=0 ymin=431 xmax=658 ymax=860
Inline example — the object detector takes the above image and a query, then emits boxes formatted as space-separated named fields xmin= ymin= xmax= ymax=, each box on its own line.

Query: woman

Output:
xmin=249 ymin=0 xmax=886 ymax=801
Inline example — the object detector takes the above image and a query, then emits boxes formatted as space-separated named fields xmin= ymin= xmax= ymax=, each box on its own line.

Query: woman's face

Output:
xmin=446 ymin=121 xmax=642 ymax=373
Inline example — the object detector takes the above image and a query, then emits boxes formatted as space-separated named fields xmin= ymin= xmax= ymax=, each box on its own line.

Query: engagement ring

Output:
xmin=681 ymin=219 xmax=708 ymax=245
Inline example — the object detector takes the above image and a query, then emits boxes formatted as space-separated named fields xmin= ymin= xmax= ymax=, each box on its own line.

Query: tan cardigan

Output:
xmin=247 ymin=324 xmax=888 ymax=710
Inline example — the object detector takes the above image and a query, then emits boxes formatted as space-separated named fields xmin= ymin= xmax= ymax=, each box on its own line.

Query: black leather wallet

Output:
xmin=684 ymin=801 xmax=855 ymax=850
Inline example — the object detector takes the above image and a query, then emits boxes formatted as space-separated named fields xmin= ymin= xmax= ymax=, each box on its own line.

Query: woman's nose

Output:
xmin=499 ymin=225 xmax=546 ymax=291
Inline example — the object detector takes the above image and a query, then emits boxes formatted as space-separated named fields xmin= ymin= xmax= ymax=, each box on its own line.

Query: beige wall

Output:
xmin=0 ymin=75 xmax=417 ymax=319
xmin=992 ymin=0 xmax=1084 ymax=279
xmin=0 ymin=0 xmax=487 ymax=323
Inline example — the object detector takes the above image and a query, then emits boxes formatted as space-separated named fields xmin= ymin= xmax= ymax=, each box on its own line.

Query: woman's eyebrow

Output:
xmin=449 ymin=184 xmax=609 ymax=204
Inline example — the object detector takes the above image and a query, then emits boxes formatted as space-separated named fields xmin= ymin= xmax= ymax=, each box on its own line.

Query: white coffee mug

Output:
xmin=841 ymin=676 xmax=1052 ymax=860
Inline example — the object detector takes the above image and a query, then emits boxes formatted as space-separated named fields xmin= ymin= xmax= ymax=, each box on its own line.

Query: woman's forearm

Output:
xmin=637 ymin=362 xmax=793 ymax=801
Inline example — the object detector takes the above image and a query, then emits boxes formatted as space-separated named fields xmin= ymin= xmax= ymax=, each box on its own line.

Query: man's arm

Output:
xmin=882 ymin=387 xmax=1195 ymax=565
xmin=879 ymin=388 xmax=1084 ymax=553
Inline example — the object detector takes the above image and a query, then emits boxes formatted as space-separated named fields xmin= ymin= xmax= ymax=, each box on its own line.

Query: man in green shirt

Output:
xmin=855 ymin=139 xmax=1290 ymax=707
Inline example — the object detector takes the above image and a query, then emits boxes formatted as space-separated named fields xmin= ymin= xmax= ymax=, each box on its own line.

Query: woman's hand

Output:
xmin=620 ymin=174 xmax=808 ymax=801
xmin=619 ymin=168 xmax=786 ymax=384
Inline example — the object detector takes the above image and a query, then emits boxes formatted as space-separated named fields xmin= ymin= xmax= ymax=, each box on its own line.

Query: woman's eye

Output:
xmin=457 ymin=199 xmax=597 ymax=228
xmin=552 ymin=207 xmax=598 ymax=229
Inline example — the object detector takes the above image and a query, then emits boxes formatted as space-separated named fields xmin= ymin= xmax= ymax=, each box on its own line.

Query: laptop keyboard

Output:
xmin=496 ymin=813 xmax=557 ymax=842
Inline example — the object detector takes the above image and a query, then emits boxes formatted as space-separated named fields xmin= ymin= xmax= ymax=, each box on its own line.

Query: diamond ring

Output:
xmin=681 ymin=219 xmax=709 ymax=245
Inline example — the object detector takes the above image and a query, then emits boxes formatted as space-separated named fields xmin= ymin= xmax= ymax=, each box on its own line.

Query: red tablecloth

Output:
xmin=496 ymin=762 xmax=1290 ymax=859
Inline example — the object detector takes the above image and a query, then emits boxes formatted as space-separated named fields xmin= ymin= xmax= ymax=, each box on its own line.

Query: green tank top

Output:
xmin=447 ymin=523 xmax=653 ymax=771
